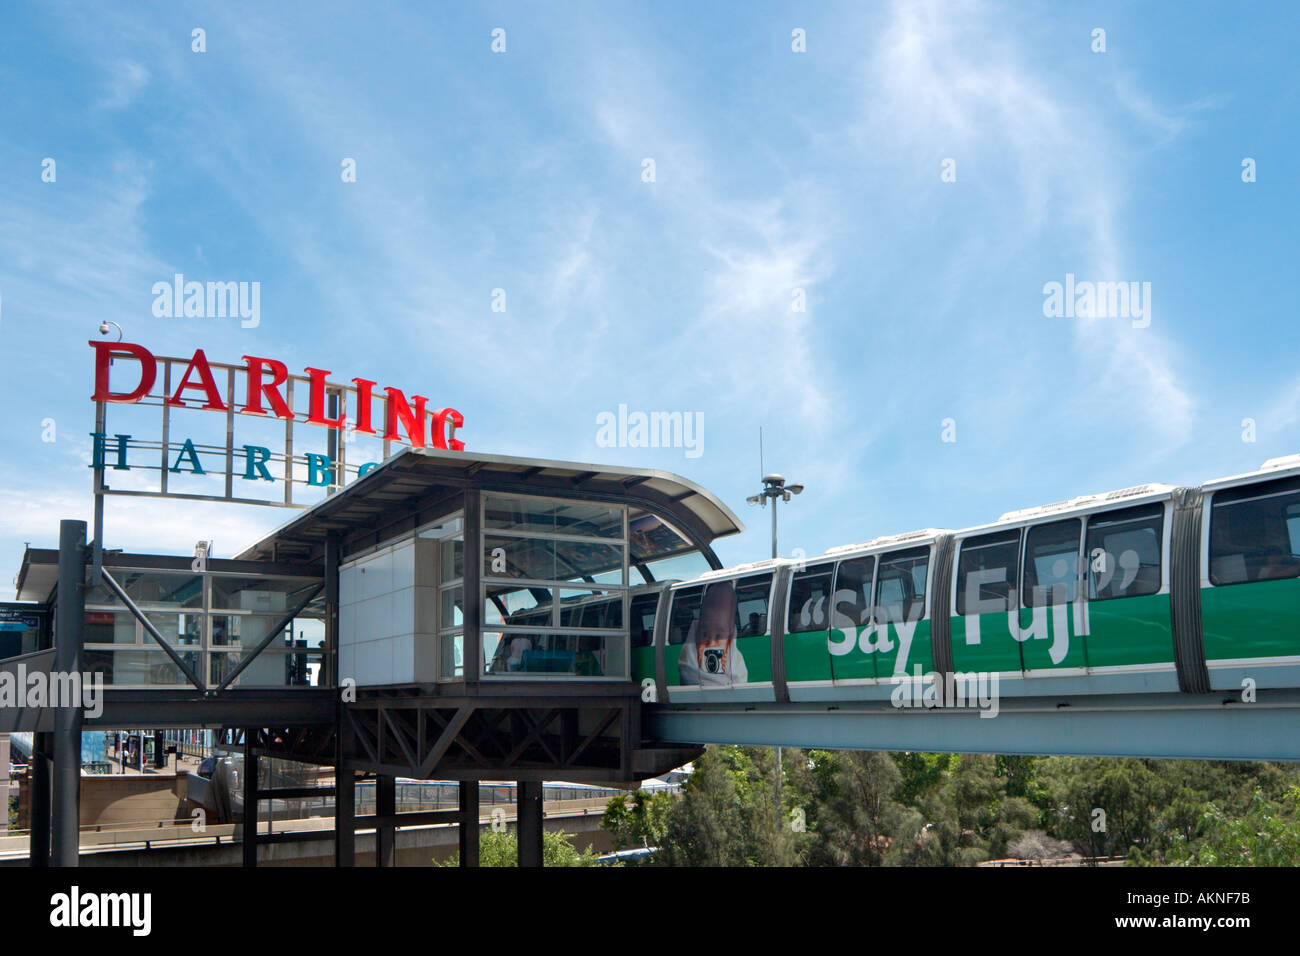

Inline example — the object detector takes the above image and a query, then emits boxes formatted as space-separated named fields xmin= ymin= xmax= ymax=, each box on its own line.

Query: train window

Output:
xmin=1085 ymin=504 xmax=1163 ymax=600
xmin=787 ymin=562 xmax=835 ymax=633
xmin=667 ymin=586 xmax=703 ymax=645
xmin=629 ymin=593 xmax=659 ymax=648
xmin=1023 ymin=519 xmax=1081 ymax=607
xmin=956 ymin=531 xmax=1020 ymax=615
xmin=832 ymin=557 xmax=874 ymax=631
xmin=874 ymin=547 xmax=929 ymax=623
xmin=1209 ymin=478 xmax=1300 ymax=585
xmin=735 ymin=573 xmax=772 ymax=636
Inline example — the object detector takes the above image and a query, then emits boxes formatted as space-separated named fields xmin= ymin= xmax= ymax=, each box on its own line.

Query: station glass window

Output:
xmin=481 ymin=493 xmax=629 ymax=678
xmin=629 ymin=592 xmax=659 ymax=649
xmin=1085 ymin=504 xmax=1163 ymax=600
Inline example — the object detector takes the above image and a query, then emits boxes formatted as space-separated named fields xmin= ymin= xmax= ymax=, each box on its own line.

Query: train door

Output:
xmin=1018 ymin=518 xmax=1088 ymax=673
xmin=950 ymin=529 xmax=1024 ymax=675
xmin=784 ymin=561 xmax=837 ymax=683
xmin=871 ymin=546 xmax=933 ymax=678
xmin=1201 ymin=476 xmax=1300 ymax=678
xmin=1081 ymin=503 xmax=1173 ymax=672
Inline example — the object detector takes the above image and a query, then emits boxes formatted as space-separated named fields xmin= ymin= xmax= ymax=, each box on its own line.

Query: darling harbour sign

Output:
xmin=88 ymin=340 xmax=466 ymax=508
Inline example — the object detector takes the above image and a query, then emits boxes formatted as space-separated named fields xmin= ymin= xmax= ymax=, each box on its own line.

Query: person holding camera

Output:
xmin=678 ymin=580 xmax=748 ymax=686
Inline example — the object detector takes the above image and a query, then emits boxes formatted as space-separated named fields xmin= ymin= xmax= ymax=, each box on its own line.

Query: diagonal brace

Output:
xmin=216 ymin=582 xmax=324 ymax=692
xmin=101 ymin=567 xmax=205 ymax=692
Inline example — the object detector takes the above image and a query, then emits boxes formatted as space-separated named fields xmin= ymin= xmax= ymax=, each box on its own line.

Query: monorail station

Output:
xmin=5 ymin=445 xmax=738 ymax=866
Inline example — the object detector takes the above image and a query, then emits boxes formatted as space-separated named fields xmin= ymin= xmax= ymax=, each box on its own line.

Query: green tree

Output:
xmin=801 ymin=751 xmax=911 ymax=866
xmin=660 ymin=747 xmax=753 ymax=866
xmin=439 ymin=827 xmax=602 ymax=866
xmin=1166 ymin=787 xmax=1300 ymax=866
xmin=601 ymin=789 xmax=674 ymax=855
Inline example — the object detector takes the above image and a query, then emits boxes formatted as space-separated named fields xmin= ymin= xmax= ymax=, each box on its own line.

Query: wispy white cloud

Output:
xmin=857 ymin=0 xmax=1197 ymax=465
xmin=99 ymin=59 xmax=149 ymax=110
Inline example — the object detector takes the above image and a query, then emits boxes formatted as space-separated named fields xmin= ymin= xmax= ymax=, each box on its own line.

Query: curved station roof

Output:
xmin=236 ymin=447 xmax=744 ymax=569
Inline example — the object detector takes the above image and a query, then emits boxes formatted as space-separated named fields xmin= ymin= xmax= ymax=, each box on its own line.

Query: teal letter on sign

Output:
xmin=306 ymin=453 xmax=334 ymax=487
xmin=242 ymin=445 xmax=274 ymax=481
xmin=89 ymin=432 xmax=132 ymax=471
xmin=169 ymin=438 xmax=205 ymax=475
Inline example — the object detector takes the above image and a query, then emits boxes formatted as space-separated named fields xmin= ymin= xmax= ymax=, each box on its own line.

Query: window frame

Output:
xmin=871 ymin=546 xmax=931 ymax=624
xmin=1083 ymin=502 xmax=1166 ymax=602
xmin=785 ymin=560 xmax=837 ymax=635
xmin=954 ymin=528 xmax=1023 ymax=617
xmin=1207 ymin=477 xmax=1300 ymax=588
xmin=831 ymin=554 xmax=877 ymax=634
xmin=1020 ymin=518 xmax=1084 ymax=609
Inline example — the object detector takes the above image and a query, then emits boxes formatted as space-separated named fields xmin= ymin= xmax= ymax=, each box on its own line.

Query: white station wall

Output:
xmin=339 ymin=536 xmax=439 ymax=685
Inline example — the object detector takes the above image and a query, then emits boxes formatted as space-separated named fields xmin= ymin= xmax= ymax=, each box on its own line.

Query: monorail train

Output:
xmin=498 ymin=455 xmax=1300 ymax=703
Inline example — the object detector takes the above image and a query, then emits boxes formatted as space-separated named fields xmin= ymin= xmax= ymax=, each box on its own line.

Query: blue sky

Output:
xmin=0 ymin=0 xmax=1297 ymax=591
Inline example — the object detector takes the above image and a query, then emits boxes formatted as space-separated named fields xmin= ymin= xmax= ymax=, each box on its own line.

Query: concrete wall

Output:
xmin=16 ymin=771 xmax=186 ymax=829
xmin=0 ymin=805 xmax=615 ymax=867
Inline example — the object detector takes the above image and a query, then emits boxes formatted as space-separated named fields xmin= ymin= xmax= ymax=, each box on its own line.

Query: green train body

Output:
xmin=508 ymin=455 xmax=1300 ymax=702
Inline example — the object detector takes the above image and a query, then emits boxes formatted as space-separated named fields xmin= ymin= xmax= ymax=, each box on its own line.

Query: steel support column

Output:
xmin=458 ymin=780 xmax=479 ymax=867
xmin=324 ymin=536 xmax=340 ymax=691
xmin=462 ymin=489 xmax=481 ymax=682
xmin=334 ymin=764 xmax=355 ymax=867
xmin=29 ymin=732 xmax=52 ymax=867
xmin=52 ymin=520 xmax=85 ymax=867
xmin=516 ymin=780 xmax=543 ymax=868
xmin=242 ymin=732 xmax=257 ymax=867
xmin=375 ymin=774 xmax=396 ymax=867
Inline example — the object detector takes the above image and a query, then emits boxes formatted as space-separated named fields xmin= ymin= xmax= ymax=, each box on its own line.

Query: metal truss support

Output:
xmin=242 ymin=731 xmax=257 ymax=867
xmin=516 ymin=780 xmax=543 ymax=868
xmin=334 ymin=764 xmax=355 ymax=868
xmin=340 ymin=695 xmax=638 ymax=781
xmin=458 ymin=780 xmax=479 ymax=867
xmin=29 ymin=732 xmax=52 ymax=867
xmin=52 ymin=520 xmax=85 ymax=867
xmin=375 ymin=774 xmax=396 ymax=867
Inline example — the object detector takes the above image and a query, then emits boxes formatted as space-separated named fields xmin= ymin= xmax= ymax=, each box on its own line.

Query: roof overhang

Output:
xmin=236 ymin=447 xmax=744 ymax=565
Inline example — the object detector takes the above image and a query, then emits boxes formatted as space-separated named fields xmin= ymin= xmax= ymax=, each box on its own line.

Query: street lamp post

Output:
xmin=746 ymin=473 xmax=804 ymax=862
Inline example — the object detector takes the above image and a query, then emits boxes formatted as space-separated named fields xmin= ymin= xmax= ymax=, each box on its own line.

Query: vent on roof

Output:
xmin=824 ymin=528 xmax=947 ymax=555
xmin=1261 ymin=454 xmax=1300 ymax=472
xmin=997 ymin=484 xmax=1173 ymax=523
xmin=1103 ymin=483 xmax=1162 ymax=500
xmin=998 ymin=499 xmax=1082 ymax=523
xmin=697 ymin=559 xmax=781 ymax=580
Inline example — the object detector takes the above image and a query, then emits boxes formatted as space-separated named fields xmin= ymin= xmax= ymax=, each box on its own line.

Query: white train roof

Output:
xmin=823 ymin=528 xmax=951 ymax=556
xmin=1201 ymin=454 xmax=1300 ymax=493
xmin=694 ymin=557 xmax=787 ymax=581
